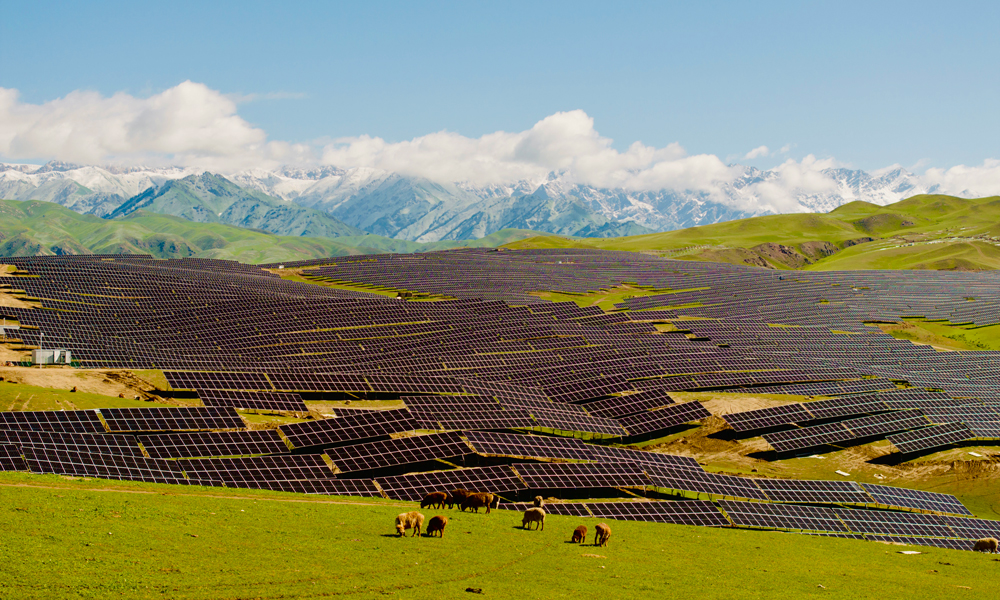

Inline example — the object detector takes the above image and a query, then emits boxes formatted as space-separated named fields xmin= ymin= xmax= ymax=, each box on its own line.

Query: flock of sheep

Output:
xmin=393 ymin=489 xmax=611 ymax=546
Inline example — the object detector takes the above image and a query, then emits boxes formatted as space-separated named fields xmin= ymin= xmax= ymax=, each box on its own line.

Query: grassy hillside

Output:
xmin=1 ymin=472 xmax=994 ymax=600
xmin=0 ymin=199 xmax=541 ymax=264
xmin=504 ymin=195 xmax=1000 ymax=271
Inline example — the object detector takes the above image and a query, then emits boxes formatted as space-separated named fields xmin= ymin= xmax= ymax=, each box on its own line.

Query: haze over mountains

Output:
xmin=0 ymin=160 xmax=940 ymax=243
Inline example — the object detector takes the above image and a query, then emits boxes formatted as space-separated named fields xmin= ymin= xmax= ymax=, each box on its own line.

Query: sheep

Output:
xmin=394 ymin=511 xmax=425 ymax=537
xmin=532 ymin=496 xmax=544 ymax=508
xmin=70 ymin=386 xmax=77 ymax=393
xmin=594 ymin=523 xmax=611 ymax=547
xmin=449 ymin=488 xmax=472 ymax=509
xmin=571 ymin=525 xmax=587 ymax=543
xmin=421 ymin=491 xmax=448 ymax=509
xmin=426 ymin=515 xmax=448 ymax=538
xmin=522 ymin=507 xmax=545 ymax=530
xmin=974 ymin=537 xmax=998 ymax=553
xmin=460 ymin=492 xmax=496 ymax=514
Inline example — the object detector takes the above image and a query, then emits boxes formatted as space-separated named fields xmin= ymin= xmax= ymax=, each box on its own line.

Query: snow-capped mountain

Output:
xmin=0 ymin=161 xmax=945 ymax=242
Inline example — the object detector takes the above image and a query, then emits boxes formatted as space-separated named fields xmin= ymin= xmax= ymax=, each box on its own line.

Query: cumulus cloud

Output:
xmin=320 ymin=109 xmax=738 ymax=198
xmin=0 ymin=81 xmax=304 ymax=170
xmin=743 ymin=145 xmax=770 ymax=160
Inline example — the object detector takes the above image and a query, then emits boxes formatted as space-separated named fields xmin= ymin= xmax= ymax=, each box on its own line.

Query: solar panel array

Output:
xmin=6 ymin=251 xmax=1000 ymax=551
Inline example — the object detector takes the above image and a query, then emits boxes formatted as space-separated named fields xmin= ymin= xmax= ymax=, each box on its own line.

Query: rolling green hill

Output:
xmin=504 ymin=194 xmax=1000 ymax=271
xmin=0 ymin=199 xmax=541 ymax=263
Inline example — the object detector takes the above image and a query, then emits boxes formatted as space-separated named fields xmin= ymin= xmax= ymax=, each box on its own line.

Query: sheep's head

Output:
xmin=396 ymin=524 xmax=406 ymax=536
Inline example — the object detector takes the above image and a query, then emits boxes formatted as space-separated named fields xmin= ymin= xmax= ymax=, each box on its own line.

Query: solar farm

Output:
xmin=4 ymin=248 xmax=1000 ymax=573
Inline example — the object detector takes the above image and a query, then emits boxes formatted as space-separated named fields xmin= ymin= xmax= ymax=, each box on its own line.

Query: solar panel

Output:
xmin=513 ymin=462 xmax=652 ymax=491
xmin=860 ymin=483 xmax=972 ymax=516
xmin=497 ymin=502 xmax=594 ymax=516
xmin=176 ymin=455 xmax=334 ymax=483
xmin=464 ymin=431 xmax=595 ymax=462
xmin=843 ymin=410 xmax=930 ymax=438
xmin=0 ymin=430 xmax=144 ymax=457
xmin=887 ymin=423 xmax=974 ymax=454
xmin=718 ymin=500 xmax=848 ymax=533
xmin=139 ymin=430 xmax=289 ymax=459
xmin=228 ymin=478 xmax=383 ymax=497
xmin=618 ymin=402 xmax=712 ymax=436
xmin=279 ymin=409 xmax=418 ymax=449
xmin=0 ymin=410 xmax=106 ymax=434
xmin=586 ymin=500 xmax=731 ymax=527
xmin=644 ymin=465 xmax=769 ymax=501
xmin=583 ymin=389 xmax=676 ymax=419
xmin=588 ymin=445 xmax=703 ymax=471
xmin=23 ymin=447 xmax=190 ymax=483
xmin=938 ymin=516 xmax=1000 ymax=539
xmin=722 ymin=404 xmax=813 ymax=432
xmin=197 ymin=389 xmax=308 ymax=412
xmin=754 ymin=479 xmax=873 ymax=505
xmin=99 ymin=407 xmax=245 ymax=432
xmin=375 ymin=465 xmax=526 ymax=501
xmin=529 ymin=408 xmax=627 ymax=437
xmin=324 ymin=432 xmax=470 ymax=473
xmin=0 ymin=444 xmax=27 ymax=471
xmin=831 ymin=507 xmax=956 ymax=537
xmin=763 ymin=423 xmax=855 ymax=453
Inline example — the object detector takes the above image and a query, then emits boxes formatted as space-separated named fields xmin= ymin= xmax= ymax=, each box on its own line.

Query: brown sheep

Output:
xmin=522 ymin=507 xmax=546 ymax=530
xmin=395 ymin=511 xmax=425 ymax=537
xmin=571 ymin=525 xmax=587 ymax=543
xmin=70 ymin=387 xmax=77 ymax=393
xmin=532 ymin=496 xmax=545 ymax=508
xmin=594 ymin=523 xmax=611 ymax=547
xmin=974 ymin=537 xmax=998 ymax=553
xmin=449 ymin=488 xmax=472 ymax=509
xmin=426 ymin=515 xmax=448 ymax=538
xmin=421 ymin=491 xmax=448 ymax=509
xmin=460 ymin=492 xmax=496 ymax=514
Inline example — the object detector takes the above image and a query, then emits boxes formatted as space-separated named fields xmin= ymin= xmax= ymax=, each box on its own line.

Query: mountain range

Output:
xmin=0 ymin=161 xmax=932 ymax=243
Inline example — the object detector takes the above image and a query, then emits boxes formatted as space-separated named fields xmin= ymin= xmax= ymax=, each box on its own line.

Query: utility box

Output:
xmin=32 ymin=349 xmax=71 ymax=365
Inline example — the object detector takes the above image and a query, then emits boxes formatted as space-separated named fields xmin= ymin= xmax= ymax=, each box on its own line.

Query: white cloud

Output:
xmin=0 ymin=81 xmax=298 ymax=171
xmin=743 ymin=145 xmax=770 ymax=160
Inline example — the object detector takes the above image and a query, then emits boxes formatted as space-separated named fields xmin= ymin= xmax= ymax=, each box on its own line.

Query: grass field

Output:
xmin=0 ymin=472 xmax=996 ymax=600
xmin=502 ymin=194 xmax=1000 ymax=273
xmin=0 ymin=381 xmax=160 ymax=411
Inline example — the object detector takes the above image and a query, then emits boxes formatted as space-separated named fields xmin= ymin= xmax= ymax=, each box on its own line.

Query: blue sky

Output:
xmin=1 ymin=0 xmax=998 ymax=172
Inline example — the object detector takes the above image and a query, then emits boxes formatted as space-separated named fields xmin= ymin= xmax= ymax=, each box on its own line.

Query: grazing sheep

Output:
xmin=522 ymin=507 xmax=546 ymax=530
xmin=118 ymin=393 xmax=125 ymax=398
xmin=426 ymin=515 xmax=448 ymax=538
xmin=571 ymin=525 xmax=587 ymax=543
xmin=460 ymin=492 xmax=496 ymax=514
xmin=449 ymin=488 xmax=472 ymax=509
xmin=395 ymin=511 xmax=425 ymax=537
xmin=421 ymin=491 xmax=448 ymax=509
xmin=70 ymin=387 xmax=77 ymax=393
xmin=594 ymin=523 xmax=611 ymax=547
xmin=532 ymin=496 xmax=545 ymax=508
xmin=974 ymin=537 xmax=998 ymax=553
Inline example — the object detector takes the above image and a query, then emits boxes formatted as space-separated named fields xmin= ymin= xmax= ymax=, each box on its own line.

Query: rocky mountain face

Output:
xmin=106 ymin=173 xmax=364 ymax=238
xmin=0 ymin=161 xmax=942 ymax=242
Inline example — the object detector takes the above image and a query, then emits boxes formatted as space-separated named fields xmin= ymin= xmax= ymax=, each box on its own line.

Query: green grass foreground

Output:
xmin=0 ymin=473 xmax=995 ymax=599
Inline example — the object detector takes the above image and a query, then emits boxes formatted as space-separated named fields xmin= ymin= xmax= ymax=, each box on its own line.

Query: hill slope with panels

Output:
xmin=4 ymin=250 xmax=1000 ymax=552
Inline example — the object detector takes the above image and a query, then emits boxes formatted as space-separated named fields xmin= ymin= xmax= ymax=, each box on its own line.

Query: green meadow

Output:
xmin=0 ymin=473 xmax=996 ymax=600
